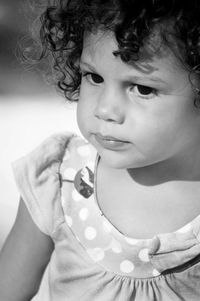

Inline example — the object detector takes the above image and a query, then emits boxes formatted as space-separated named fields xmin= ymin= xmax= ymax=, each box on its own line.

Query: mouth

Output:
xmin=94 ymin=133 xmax=130 ymax=150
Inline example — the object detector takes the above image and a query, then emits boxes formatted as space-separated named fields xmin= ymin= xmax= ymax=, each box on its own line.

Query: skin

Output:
xmin=77 ymin=30 xmax=200 ymax=183
xmin=0 ymin=199 xmax=54 ymax=301
xmin=77 ymin=29 xmax=200 ymax=238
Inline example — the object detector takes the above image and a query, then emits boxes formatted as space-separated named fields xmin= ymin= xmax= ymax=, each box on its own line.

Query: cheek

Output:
xmin=76 ymin=97 xmax=94 ymax=137
xmin=132 ymin=113 xmax=180 ymax=150
xmin=76 ymin=102 xmax=85 ymax=133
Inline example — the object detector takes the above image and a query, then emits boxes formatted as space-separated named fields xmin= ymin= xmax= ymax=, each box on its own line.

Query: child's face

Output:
xmin=77 ymin=30 xmax=200 ymax=170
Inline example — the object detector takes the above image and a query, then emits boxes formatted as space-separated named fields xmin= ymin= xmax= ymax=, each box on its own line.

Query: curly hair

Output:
xmin=39 ymin=0 xmax=200 ymax=101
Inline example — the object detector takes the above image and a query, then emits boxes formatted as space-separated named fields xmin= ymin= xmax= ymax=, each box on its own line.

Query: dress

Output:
xmin=12 ymin=132 xmax=200 ymax=301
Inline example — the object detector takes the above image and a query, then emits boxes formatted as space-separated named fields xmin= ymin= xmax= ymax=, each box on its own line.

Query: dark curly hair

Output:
xmin=39 ymin=0 xmax=200 ymax=101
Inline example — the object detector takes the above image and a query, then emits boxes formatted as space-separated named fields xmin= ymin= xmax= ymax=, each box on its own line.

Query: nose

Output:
xmin=94 ymin=87 xmax=125 ymax=124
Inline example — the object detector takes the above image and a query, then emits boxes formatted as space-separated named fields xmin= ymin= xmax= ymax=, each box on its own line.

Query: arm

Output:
xmin=0 ymin=198 xmax=54 ymax=301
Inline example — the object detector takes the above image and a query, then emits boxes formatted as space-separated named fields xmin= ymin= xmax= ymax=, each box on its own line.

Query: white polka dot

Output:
xmin=72 ymin=189 xmax=83 ymax=201
xmin=77 ymin=145 xmax=91 ymax=157
xmin=103 ymin=220 xmax=113 ymax=233
xmin=176 ymin=223 xmax=192 ymax=234
xmin=79 ymin=208 xmax=89 ymax=221
xmin=85 ymin=227 xmax=97 ymax=240
xmin=152 ymin=269 xmax=161 ymax=277
xmin=63 ymin=168 xmax=76 ymax=181
xmin=120 ymin=260 xmax=134 ymax=273
xmin=138 ymin=248 xmax=150 ymax=262
xmin=110 ymin=239 xmax=122 ymax=253
xmin=65 ymin=215 xmax=73 ymax=227
xmin=87 ymin=248 xmax=105 ymax=262
xmin=63 ymin=150 xmax=70 ymax=161
xmin=124 ymin=237 xmax=139 ymax=245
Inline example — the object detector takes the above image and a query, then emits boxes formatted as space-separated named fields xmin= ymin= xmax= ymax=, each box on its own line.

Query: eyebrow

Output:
xmin=80 ymin=60 xmax=165 ymax=84
xmin=128 ymin=75 xmax=165 ymax=84
xmin=80 ymin=61 xmax=97 ymax=72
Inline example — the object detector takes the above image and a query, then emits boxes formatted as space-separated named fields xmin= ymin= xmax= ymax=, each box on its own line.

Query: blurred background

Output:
xmin=0 ymin=0 xmax=79 ymax=249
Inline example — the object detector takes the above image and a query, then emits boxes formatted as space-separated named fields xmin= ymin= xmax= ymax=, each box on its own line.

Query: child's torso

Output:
xmin=31 ymin=134 xmax=200 ymax=300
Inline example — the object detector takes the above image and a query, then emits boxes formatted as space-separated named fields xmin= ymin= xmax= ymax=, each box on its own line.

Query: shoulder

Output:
xmin=12 ymin=132 xmax=77 ymax=178
xmin=12 ymin=132 xmax=81 ymax=236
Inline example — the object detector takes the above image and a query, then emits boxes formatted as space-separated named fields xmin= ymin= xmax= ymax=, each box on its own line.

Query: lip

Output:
xmin=94 ymin=133 xmax=130 ymax=150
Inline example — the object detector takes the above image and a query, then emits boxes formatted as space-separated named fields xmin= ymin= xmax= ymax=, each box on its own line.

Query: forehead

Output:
xmin=82 ymin=31 xmax=115 ymax=61
xmin=81 ymin=29 xmax=187 ymax=76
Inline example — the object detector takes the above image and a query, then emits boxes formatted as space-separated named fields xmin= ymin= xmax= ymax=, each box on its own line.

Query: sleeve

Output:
xmin=12 ymin=132 xmax=76 ymax=236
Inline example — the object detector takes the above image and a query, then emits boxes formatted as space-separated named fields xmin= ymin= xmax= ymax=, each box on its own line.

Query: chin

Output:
xmin=100 ymin=151 xmax=164 ymax=170
xmin=99 ymin=154 xmax=146 ymax=170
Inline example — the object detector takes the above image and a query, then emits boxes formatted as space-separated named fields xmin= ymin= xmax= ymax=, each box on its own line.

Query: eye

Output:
xmin=137 ymin=85 xmax=154 ymax=95
xmin=130 ymin=84 xmax=157 ymax=99
xmin=82 ymin=72 xmax=103 ymax=84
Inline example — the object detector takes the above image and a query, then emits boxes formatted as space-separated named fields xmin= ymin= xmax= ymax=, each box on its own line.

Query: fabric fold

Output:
xmin=149 ymin=227 xmax=200 ymax=272
xmin=12 ymin=132 xmax=74 ymax=235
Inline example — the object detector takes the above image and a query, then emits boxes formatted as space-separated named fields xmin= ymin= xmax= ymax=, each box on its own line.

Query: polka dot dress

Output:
xmin=13 ymin=133 xmax=200 ymax=300
xmin=60 ymin=137 xmax=161 ymax=278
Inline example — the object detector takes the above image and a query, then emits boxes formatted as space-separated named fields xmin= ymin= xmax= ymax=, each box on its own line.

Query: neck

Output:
xmin=128 ymin=152 xmax=200 ymax=186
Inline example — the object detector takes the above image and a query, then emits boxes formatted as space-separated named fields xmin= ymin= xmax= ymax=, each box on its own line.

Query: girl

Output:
xmin=1 ymin=0 xmax=200 ymax=300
